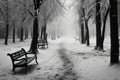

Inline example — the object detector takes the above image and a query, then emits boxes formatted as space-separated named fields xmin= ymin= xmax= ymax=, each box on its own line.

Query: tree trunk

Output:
xmin=40 ymin=24 xmax=47 ymax=40
xmin=17 ymin=28 xmax=20 ymax=39
xmin=95 ymin=0 xmax=102 ymax=50
xmin=45 ymin=33 xmax=48 ymax=42
xmin=101 ymin=8 xmax=110 ymax=49
xmin=5 ymin=24 xmax=9 ymax=45
xmin=109 ymin=0 xmax=119 ymax=64
xmin=25 ymin=28 xmax=28 ymax=40
xmin=29 ymin=0 xmax=41 ymax=53
xmin=85 ymin=19 xmax=90 ymax=46
xmin=29 ymin=16 xmax=39 ymax=53
xmin=79 ymin=0 xmax=85 ymax=44
xmin=40 ymin=27 xmax=43 ymax=40
xmin=43 ymin=24 xmax=46 ymax=40
xmin=31 ymin=28 xmax=33 ymax=38
xmin=81 ymin=23 xmax=85 ymax=44
xmin=20 ymin=26 xmax=24 ymax=41
xmin=13 ymin=24 xmax=15 ymax=43
xmin=82 ymin=7 xmax=90 ymax=45
xmin=5 ymin=0 xmax=9 ymax=45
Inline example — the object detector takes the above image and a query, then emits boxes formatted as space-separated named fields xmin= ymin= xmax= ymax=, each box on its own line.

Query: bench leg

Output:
xmin=35 ymin=55 xmax=38 ymax=64
xmin=13 ymin=67 xmax=15 ymax=72
xmin=43 ymin=45 xmax=45 ymax=49
xmin=42 ymin=46 xmax=44 ymax=49
xmin=35 ymin=59 xmax=38 ymax=64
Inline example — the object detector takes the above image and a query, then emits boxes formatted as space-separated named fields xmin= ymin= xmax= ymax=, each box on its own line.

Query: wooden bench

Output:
xmin=43 ymin=40 xmax=48 ymax=48
xmin=38 ymin=39 xmax=48 ymax=49
xmin=7 ymin=48 xmax=38 ymax=72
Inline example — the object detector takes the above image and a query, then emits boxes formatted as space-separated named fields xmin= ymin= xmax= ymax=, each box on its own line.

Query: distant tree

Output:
xmin=0 ymin=0 xmax=9 ymax=45
xmin=40 ymin=24 xmax=46 ymax=41
xmin=20 ymin=25 xmax=24 ymax=41
xmin=10 ymin=0 xmax=18 ymax=43
xmin=5 ymin=0 xmax=9 ymax=45
xmin=109 ymin=0 xmax=119 ymax=64
xmin=76 ymin=0 xmax=109 ymax=49
xmin=0 ymin=0 xmax=26 ymax=44
xmin=76 ymin=0 xmax=95 ymax=45
xmin=81 ymin=4 xmax=90 ymax=46
xmin=12 ymin=21 xmax=15 ymax=43
xmin=14 ymin=0 xmax=33 ymax=42
xmin=25 ymin=28 xmax=29 ymax=40
xmin=18 ymin=0 xmax=28 ymax=42
xmin=78 ymin=0 xmax=94 ymax=45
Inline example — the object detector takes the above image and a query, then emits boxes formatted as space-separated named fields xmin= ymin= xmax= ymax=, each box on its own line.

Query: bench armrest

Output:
xmin=26 ymin=51 xmax=38 ymax=55
xmin=26 ymin=52 xmax=35 ymax=55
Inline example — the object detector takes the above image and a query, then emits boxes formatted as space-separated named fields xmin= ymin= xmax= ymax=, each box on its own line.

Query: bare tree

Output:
xmin=77 ymin=0 xmax=109 ymax=49
xmin=27 ymin=0 xmax=65 ymax=53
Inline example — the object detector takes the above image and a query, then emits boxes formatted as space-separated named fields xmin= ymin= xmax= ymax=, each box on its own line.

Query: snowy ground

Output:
xmin=0 ymin=37 xmax=120 ymax=80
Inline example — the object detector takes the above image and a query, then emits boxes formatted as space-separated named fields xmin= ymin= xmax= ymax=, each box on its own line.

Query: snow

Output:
xmin=0 ymin=37 xmax=120 ymax=80
xmin=0 ymin=0 xmax=119 ymax=80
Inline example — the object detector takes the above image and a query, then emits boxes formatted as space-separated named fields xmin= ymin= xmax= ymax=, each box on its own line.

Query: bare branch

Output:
xmin=55 ymin=0 xmax=68 ymax=11
xmin=0 ymin=8 xmax=5 ymax=17
xmin=27 ymin=9 xmax=34 ymax=17
xmin=0 ymin=7 xmax=6 ymax=22
xmin=41 ymin=0 xmax=47 ymax=5
xmin=0 ymin=1 xmax=6 ymax=9
xmin=16 ymin=1 xmax=34 ymax=17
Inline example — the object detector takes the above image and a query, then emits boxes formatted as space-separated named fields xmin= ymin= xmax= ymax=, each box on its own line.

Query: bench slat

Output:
xmin=15 ymin=57 xmax=35 ymax=66
xmin=10 ymin=49 xmax=26 ymax=60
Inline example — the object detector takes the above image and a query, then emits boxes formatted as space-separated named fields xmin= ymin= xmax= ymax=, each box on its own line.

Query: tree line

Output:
xmin=0 ymin=0 xmax=119 ymax=64
xmin=76 ymin=0 xmax=119 ymax=64
xmin=0 ymin=0 xmax=64 ymax=49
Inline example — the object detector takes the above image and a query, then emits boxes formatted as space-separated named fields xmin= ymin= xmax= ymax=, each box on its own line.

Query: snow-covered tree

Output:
xmin=27 ymin=0 xmax=65 ymax=53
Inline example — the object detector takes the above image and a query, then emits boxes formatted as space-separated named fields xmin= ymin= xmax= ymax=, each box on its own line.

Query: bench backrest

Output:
xmin=7 ymin=48 xmax=26 ymax=60
xmin=38 ymin=39 xmax=47 ymax=43
xmin=38 ymin=39 xmax=44 ymax=43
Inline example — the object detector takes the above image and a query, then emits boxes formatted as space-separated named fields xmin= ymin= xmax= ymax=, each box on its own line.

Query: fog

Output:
xmin=47 ymin=0 xmax=79 ymax=39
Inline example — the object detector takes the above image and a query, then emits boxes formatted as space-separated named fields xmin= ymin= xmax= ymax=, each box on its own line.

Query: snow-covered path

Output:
xmin=56 ymin=43 xmax=78 ymax=80
xmin=57 ymin=38 xmax=120 ymax=80
xmin=0 ymin=38 xmax=120 ymax=80
xmin=0 ymin=38 xmax=79 ymax=80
